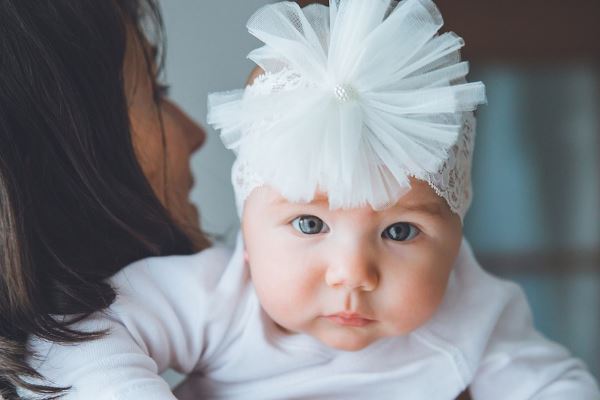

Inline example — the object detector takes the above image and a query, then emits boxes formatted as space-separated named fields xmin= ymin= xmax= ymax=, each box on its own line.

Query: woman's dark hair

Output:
xmin=0 ymin=1 xmax=204 ymax=398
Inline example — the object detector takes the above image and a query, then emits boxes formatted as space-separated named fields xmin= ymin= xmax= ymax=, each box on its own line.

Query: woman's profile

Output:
xmin=0 ymin=0 xmax=209 ymax=397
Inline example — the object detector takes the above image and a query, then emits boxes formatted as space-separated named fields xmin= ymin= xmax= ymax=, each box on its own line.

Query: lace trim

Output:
xmin=232 ymin=160 xmax=264 ymax=217
xmin=423 ymin=113 xmax=475 ymax=220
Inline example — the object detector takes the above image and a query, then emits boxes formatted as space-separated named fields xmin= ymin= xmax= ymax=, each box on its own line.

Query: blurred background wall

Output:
xmin=158 ymin=0 xmax=600 ymax=383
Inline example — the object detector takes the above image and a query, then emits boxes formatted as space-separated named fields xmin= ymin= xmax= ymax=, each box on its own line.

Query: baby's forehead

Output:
xmin=263 ymin=179 xmax=449 ymax=216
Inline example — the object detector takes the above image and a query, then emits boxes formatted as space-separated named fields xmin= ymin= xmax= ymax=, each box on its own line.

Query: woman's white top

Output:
xmin=24 ymin=236 xmax=599 ymax=399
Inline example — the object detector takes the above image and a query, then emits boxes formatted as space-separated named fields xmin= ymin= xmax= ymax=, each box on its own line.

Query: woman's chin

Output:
xmin=186 ymin=201 xmax=200 ymax=227
xmin=185 ymin=202 xmax=210 ymax=250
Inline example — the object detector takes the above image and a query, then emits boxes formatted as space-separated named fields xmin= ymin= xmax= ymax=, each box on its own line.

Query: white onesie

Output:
xmin=24 ymin=235 xmax=600 ymax=399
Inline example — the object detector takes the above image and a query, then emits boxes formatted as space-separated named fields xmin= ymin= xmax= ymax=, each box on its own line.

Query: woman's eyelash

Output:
xmin=154 ymin=82 xmax=171 ymax=99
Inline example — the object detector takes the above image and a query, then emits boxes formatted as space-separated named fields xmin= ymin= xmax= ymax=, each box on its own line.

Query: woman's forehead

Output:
xmin=122 ymin=26 xmax=156 ymax=104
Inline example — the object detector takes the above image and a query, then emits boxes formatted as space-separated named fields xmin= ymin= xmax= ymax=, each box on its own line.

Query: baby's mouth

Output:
xmin=324 ymin=312 xmax=375 ymax=327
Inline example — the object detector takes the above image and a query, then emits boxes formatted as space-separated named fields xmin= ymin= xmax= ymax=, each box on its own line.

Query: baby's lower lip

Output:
xmin=325 ymin=315 xmax=374 ymax=327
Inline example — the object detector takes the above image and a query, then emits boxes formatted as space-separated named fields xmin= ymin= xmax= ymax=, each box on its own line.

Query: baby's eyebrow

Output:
xmin=395 ymin=201 xmax=446 ymax=217
xmin=270 ymin=196 xmax=445 ymax=217
xmin=270 ymin=197 xmax=328 ymax=207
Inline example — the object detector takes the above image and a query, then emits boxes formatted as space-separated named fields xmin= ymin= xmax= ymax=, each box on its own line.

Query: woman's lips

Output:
xmin=325 ymin=313 xmax=375 ymax=327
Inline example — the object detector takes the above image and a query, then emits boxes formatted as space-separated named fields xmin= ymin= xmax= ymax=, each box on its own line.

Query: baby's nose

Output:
xmin=325 ymin=248 xmax=379 ymax=291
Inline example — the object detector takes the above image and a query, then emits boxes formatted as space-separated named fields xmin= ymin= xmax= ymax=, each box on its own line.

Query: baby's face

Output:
xmin=242 ymin=180 xmax=462 ymax=351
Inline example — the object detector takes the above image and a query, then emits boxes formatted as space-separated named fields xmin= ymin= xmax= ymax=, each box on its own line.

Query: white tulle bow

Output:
xmin=208 ymin=0 xmax=486 ymax=210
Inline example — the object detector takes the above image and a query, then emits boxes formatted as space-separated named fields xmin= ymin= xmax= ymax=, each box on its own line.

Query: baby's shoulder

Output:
xmin=111 ymin=245 xmax=236 ymax=300
xmin=445 ymin=238 xmax=524 ymax=314
xmin=417 ymin=239 xmax=538 ymax=381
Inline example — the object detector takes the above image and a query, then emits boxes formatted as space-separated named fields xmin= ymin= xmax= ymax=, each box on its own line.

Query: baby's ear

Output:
xmin=246 ymin=66 xmax=265 ymax=86
xmin=243 ymin=249 xmax=250 ymax=265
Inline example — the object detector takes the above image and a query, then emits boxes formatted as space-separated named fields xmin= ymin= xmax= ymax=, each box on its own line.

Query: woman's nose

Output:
xmin=188 ymin=120 xmax=207 ymax=152
xmin=166 ymin=100 xmax=207 ymax=151
xmin=325 ymin=245 xmax=379 ymax=291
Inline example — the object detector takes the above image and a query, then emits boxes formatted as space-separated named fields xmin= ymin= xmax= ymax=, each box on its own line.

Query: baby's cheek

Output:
xmin=250 ymin=262 xmax=316 ymax=331
xmin=384 ymin=270 xmax=450 ymax=334
xmin=252 ymin=276 xmax=294 ymax=329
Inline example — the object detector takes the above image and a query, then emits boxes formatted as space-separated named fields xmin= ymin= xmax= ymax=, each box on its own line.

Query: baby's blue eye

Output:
xmin=382 ymin=222 xmax=420 ymax=242
xmin=292 ymin=215 xmax=329 ymax=235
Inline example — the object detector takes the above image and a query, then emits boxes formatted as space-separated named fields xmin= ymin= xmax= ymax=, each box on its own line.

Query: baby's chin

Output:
xmin=316 ymin=331 xmax=380 ymax=352
xmin=304 ymin=323 xmax=392 ymax=352
xmin=273 ymin=319 xmax=379 ymax=352
xmin=308 ymin=319 xmax=432 ymax=352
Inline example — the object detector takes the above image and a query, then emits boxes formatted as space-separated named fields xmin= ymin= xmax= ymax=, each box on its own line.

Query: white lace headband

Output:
xmin=208 ymin=0 xmax=486 ymax=220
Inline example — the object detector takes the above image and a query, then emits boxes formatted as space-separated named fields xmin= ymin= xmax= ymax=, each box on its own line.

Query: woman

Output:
xmin=0 ymin=0 xmax=209 ymax=397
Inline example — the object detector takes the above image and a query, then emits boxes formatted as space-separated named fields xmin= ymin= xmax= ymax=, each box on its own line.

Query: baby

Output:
xmin=25 ymin=0 xmax=600 ymax=399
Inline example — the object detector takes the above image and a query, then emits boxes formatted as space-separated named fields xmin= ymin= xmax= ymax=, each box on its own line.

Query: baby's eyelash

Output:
xmin=290 ymin=215 xmax=330 ymax=235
